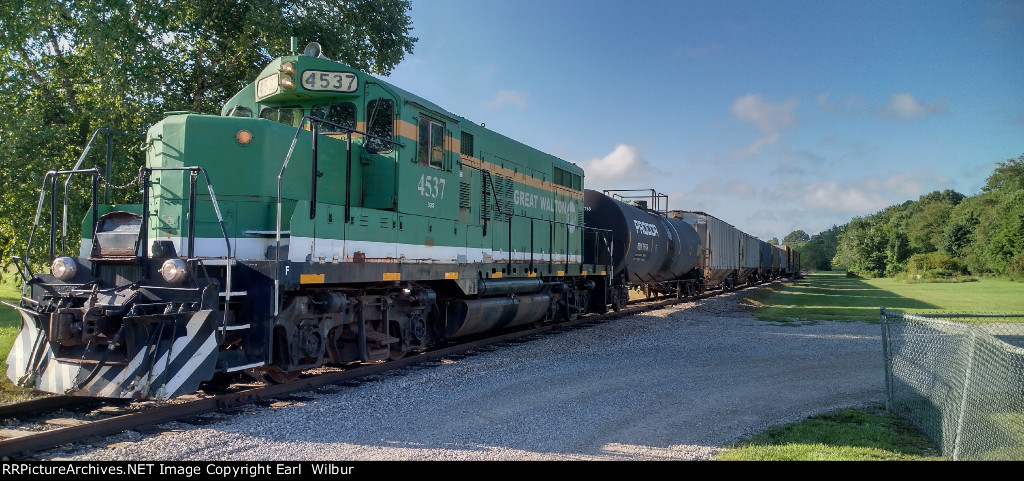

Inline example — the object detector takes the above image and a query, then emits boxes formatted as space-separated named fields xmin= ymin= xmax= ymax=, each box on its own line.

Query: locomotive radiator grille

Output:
xmin=99 ymin=265 xmax=143 ymax=287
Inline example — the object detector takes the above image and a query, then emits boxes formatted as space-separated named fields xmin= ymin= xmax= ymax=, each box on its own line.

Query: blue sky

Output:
xmin=381 ymin=0 xmax=1024 ymax=241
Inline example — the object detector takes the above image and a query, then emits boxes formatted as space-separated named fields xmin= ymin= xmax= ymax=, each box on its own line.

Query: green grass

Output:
xmin=1 ymin=275 xmax=22 ymax=364
xmin=743 ymin=270 xmax=1024 ymax=324
xmin=717 ymin=269 xmax=1024 ymax=461
xmin=0 ymin=274 xmax=35 ymax=403
xmin=717 ymin=404 xmax=945 ymax=461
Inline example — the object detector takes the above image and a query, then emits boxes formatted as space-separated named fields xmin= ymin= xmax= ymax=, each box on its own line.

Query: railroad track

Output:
xmin=0 ymin=281 xmax=780 ymax=460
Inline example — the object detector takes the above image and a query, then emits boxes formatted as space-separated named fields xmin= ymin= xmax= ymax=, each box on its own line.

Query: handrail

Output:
xmin=141 ymin=166 xmax=234 ymax=309
xmin=273 ymin=115 xmax=402 ymax=316
xmin=142 ymin=166 xmax=233 ymax=260
xmin=458 ymin=161 xmax=602 ymax=268
xmin=25 ymin=169 xmax=100 ymax=265
xmin=23 ymin=168 xmax=99 ymax=297
xmin=61 ymin=128 xmax=144 ymax=253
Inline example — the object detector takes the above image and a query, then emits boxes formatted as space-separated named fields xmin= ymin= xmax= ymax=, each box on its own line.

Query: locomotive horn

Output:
xmin=303 ymin=42 xmax=330 ymax=60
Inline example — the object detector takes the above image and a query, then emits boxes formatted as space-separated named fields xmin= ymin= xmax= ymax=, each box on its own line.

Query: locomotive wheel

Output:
xmin=267 ymin=369 xmax=302 ymax=384
xmin=245 ymin=367 xmax=302 ymax=384
xmin=388 ymin=345 xmax=409 ymax=360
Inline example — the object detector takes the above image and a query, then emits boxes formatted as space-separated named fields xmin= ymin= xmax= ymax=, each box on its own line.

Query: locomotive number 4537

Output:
xmin=301 ymin=70 xmax=358 ymax=93
xmin=418 ymin=174 xmax=446 ymax=199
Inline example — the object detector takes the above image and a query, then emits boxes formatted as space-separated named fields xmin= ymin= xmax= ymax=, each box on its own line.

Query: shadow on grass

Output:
xmin=747 ymin=271 xmax=939 ymax=324
xmin=719 ymin=403 xmax=945 ymax=460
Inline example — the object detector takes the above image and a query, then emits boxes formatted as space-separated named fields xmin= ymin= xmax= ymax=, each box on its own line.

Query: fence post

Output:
xmin=880 ymin=307 xmax=893 ymax=411
xmin=951 ymin=328 xmax=977 ymax=461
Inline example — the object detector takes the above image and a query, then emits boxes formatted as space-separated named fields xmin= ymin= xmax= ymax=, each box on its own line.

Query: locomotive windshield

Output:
xmin=259 ymin=105 xmax=303 ymax=127
xmin=365 ymin=98 xmax=394 ymax=154
xmin=227 ymin=106 xmax=252 ymax=118
xmin=311 ymin=101 xmax=356 ymax=134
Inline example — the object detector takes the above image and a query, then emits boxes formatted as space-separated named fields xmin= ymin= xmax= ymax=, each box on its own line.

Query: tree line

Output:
xmin=0 ymin=0 xmax=416 ymax=277
xmin=783 ymin=154 xmax=1024 ymax=281
xmin=1 ymin=3 xmax=1018 ymax=285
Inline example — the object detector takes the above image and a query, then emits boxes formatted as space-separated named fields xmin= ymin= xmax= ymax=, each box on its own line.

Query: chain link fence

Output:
xmin=880 ymin=308 xmax=1024 ymax=460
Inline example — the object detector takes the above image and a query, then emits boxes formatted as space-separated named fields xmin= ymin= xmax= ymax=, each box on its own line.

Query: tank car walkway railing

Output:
xmin=880 ymin=308 xmax=1024 ymax=460
xmin=604 ymin=188 xmax=669 ymax=215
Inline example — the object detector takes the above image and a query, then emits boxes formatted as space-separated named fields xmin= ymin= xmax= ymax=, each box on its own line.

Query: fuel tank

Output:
xmin=583 ymin=189 xmax=700 ymax=282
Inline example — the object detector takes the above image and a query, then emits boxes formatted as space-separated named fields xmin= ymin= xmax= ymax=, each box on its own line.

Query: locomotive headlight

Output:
xmin=279 ymin=75 xmax=295 ymax=90
xmin=159 ymin=258 xmax=189 ymax=284
xmin=280 ymin=61 xmax=295 ymax=75
xmin=51 ymin=257 xmax=77 ymax=281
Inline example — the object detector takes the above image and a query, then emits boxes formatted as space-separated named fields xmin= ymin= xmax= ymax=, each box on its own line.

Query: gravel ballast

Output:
xmin=41 ymin=290 xmax=886 ymax=461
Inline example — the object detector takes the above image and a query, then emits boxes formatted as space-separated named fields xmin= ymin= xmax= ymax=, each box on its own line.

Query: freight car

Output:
xmin=582 ymin=189 xmax=703 ymax=304
xmin=671 ymin=210 xmax=741 ymax=290
xmin=5 ymin=42 xmax=790 ymax=400
xmin=771 ymin=244 xmax=801 ymax=278
xmin=738 ymin=232 xmax=762 ymax=287
xmin=758 ymin=239 xmax=773 ymax=283
xmin=782 ymin=245 xmax=802 ymax=277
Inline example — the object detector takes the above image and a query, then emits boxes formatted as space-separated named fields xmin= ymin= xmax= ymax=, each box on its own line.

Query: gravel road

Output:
xmin=40 ymin=289 xmax=886 ymax=461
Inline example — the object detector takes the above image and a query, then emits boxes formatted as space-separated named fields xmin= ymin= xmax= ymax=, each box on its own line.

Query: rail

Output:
xmin=0 ymin=282 xmax=738 ymax=459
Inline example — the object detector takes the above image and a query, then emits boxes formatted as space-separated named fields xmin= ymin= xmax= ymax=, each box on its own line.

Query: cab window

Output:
xmin=227 ymin=106 xmax=252 ymax=118
xmin=260 ymin=106 xmax=303 ymax=127
xmin=417 ymin=116 xmax=444 ymax=169
xmin=311 ymin=102 xmax=356 ymax=134
xmin=365 ymin=98 xmax=394 ymax=154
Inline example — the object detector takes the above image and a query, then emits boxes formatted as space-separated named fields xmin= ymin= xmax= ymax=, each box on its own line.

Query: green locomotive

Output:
xmin=6 ymin=43 xmax=613 ymax=399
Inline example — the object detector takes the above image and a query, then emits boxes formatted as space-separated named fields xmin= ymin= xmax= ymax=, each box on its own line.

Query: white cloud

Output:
xmin=485 ymin=90 xmax=530 ymax=110
xmin=799 ymin=169 xmax=952 ymax=215
xmin=771 ymin=149 xmax=827 ymax=176
xmin=875 ymin=170 xmax=951 ymax=198
xmin=694 ymin=180 xmax=719 ymax=195
xmin=672 ymin=193 xmax=718 ymax=215
xmin=802 ymin=181 xmax=889 ymax=213
xmin=878 ymin=93 xmax=947 ymax=120
xmin=725 ymin=180 xmax=756 ymax=198
xmin=730 ymin=94 xmax=799 ymax=155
